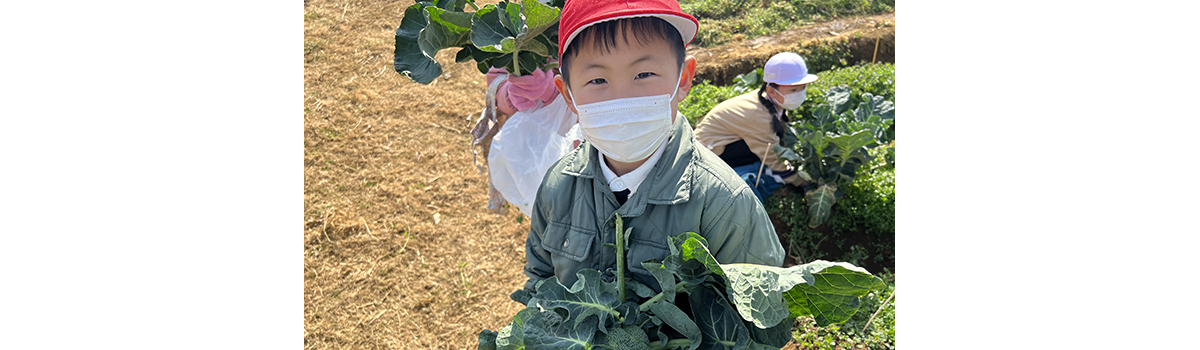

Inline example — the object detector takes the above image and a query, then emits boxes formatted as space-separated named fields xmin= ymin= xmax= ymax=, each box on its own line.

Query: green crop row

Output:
xmin=765 ymin=145 xmax=894 ymax=271
xmin=680 ymin=82 xmax=741 ymax=128
xmin=797 ymin=62 xmax=895 ymax=115
xmin=681 ymin=0 xmax=894 ymax=47
xmin=683 ymin=62 xmax=894 ymax=127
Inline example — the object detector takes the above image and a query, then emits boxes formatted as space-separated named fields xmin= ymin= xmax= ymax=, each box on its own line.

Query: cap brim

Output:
xmin=775 ymin=74 xmax=819 ymax=86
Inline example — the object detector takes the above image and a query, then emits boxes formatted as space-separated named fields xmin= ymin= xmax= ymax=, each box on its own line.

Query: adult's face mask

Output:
xmin=568 ymin=70 xmax=683 ymax=163
xmin=777 ymin=88 xmax=806 ymax=110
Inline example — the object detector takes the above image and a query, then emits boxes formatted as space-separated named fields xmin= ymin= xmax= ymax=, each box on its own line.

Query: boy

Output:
xmin=523 ymin=0 xmax=784 ymax=292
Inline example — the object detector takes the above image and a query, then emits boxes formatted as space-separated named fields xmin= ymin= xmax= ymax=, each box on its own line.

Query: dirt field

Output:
xmin=303 ymin=1 xmax=892 ymax=348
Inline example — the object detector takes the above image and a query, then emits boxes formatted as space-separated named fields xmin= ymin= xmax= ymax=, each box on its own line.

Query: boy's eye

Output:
xmin=635 ymin=72 xmax=655 ymax=79
xmin=587 ymin=78 xmax=607 ymax=85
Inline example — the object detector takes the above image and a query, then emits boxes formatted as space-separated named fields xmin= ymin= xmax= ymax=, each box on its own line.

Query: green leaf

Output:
xmin=801 ymin=131 xmax=826 ymax=159
xmin=626 ymin=278 xmax=658 ymax=300
xmin=641 ymin=260 xmax=676 ymax=304
xmin=533 ymin=269 xmax=623 ymax=332
xmin=394 ymin=4 xmax=442 ymax=84
xmin=679 ymin=236 xmax=725 ymax=279
xmin=511 ymin=289 xmax=534 ymax=306
xmin=497 ymin=307 xmax=536 ymax=350
xmin=826 ymin=86 xmax=853 ymax=115
xmin=469 ymin=0 xmax=560 ymax=75
xmin=478 ymin=329 xmax=498 ymax=350
xmin=688 ymin=285 xmax=749 ymax=349
xmin=647 ymin=300 xmax=702 ymax=350
xmin=419 ymin=6 xmax=474 ymax=52
xmin=471 ymin=4 xmax=515 ymax=53
xmin=720 ymin=263 xmax=807 ymax=329
xmin=828 ymin=130 xmax=875 ymax=167
xmin=744 ymin=316 xmax=793 ymax=348
xmin=520 ymin=0 xmax=561 ymax=39
xmin=663 ymin=233 xmax=726 ymax=290
xmin=805 ymin=184 xmax=837 ymax=228
xmin=772 ymin=144 xmax=801 ymax=164
xmin=432 ymin=0 xmax=468 ymax=11
xmin=522 ymin=309 xmax=598 ymax=350
xmin=780 ymin=262 xmax=885 ymax=326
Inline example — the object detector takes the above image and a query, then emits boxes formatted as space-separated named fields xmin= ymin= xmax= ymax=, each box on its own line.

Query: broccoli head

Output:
xmin=603 ymin=325 xmax=649 ymax=350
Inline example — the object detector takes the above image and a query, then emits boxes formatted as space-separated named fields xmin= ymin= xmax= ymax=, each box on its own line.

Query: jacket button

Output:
xmin=563 ymin=238 xmax=570 ymax=248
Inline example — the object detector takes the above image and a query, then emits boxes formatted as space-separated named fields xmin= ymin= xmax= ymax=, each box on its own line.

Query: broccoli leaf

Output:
xmin=522 ymin=309 xmax=598 ymax=350
xmin=478 ymin=329 xmax=498 ymax=350
xmin=663 ymin=232 xmax=726 ymax=288
xmin=780 ymin=262 xmax=886 ymax=326
xmin=469 ymin=0 xmax=560 ymax=75
xmin=688 ymin=285 xmax=749 ymax=350
xmin=647 ymin=299 xmax=702 ymax=350
xmin=496 ymin=307 xmax=536 ymax=350
xmin=394 ymin=3 xmax=442 ymax=84
xmin=744 ymin=316 xmax=794 ymax=348
xmin=804 ymin=184 xmax=837 ymax=228
xmin=533 ymin=269 xmax=622 ymax=333
xmin=641 ymin=260 xmax=676 ymax=304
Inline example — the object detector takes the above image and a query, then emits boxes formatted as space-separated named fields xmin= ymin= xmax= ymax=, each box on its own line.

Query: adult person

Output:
xmin=693 ymin=52 xmax=818 ymax=203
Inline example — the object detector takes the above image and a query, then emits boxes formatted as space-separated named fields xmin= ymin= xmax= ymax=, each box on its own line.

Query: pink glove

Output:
xmin=505 ymin=67 xmax=558 ymax=112
xmin=486 ymin=68 xmax=518 ymax=116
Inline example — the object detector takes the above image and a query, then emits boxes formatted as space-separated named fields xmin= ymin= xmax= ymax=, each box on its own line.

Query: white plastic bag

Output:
xmin=488 ymin=94 xmax=580 ymax=217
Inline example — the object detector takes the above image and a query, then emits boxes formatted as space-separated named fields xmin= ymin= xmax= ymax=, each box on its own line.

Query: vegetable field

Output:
xmin=304 ymin=0 xmax=894 ymax=349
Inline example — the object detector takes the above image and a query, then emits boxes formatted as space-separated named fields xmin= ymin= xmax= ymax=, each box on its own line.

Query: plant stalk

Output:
xmin=638 ymin=281 xmax=689 ymax=312
xmin=649 ymin=339 xmax=693 ymax=350
xmin=615 ymin=214 xmax=626 ymax=303
xmin=861 ymin=289 xmax=894 ymax=332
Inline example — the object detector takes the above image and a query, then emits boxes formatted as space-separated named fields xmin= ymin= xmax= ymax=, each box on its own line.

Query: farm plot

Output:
xmin=304 ymin=0 xmax=893 ymax=348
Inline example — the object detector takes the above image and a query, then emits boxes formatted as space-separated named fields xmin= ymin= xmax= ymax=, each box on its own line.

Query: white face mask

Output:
xmin=776 ymin=88 xmax=806 ymax=110
xmin=568 ymin=71 xmax=683 ymax=163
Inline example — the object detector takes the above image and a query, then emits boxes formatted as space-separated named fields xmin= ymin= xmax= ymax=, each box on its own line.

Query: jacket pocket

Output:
xmin=541 ymin=221 xmax=596 ymax=263
xmin=627 ymin=234 xmax=670 ymax=275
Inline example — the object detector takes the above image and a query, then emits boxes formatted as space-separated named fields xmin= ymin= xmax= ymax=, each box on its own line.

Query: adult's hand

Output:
xmin=486 ymin=68 xmax=518 ymax=116
xmin=505 ymin=67 xmax=558 ymax=112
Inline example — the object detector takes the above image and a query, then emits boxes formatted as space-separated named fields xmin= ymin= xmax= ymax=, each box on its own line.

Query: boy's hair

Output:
xmin=559 ymin=16 xmax=686 ymax=86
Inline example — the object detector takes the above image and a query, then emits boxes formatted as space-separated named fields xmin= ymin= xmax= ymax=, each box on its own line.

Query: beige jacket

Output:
xmin=693 ymin=91 xmax=804 ymax=185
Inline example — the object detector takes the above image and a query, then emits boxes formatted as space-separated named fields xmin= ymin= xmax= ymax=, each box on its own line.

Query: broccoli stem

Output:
xmin=648 ymin=339 xmax=692 ymax=350
xmin=615 ymin=214 xmax=626 ymax=303
xmin=638 ymin=281 xmax=690 ymax=312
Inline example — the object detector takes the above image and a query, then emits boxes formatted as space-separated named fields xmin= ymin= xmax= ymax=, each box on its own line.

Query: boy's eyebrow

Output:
xmin=630 ymin=54 xmax=658 ymax=66
xmin=582 ymin=54 xmax=661 ymax=71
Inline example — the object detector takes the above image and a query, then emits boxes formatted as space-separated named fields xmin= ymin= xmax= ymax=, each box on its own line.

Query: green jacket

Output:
xmin=524 ymin=114 xmax=785 ymax=292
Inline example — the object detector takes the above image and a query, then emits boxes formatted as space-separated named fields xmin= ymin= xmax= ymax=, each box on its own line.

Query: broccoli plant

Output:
xmin=773 ymin=86 xmax=895 ymax=228
xmin=731 ymin=68 xmax=764 ymax=94
xmin=478 ymin=215 xmax=886 ymax=350
xmin=393 ymin=0 xmax=566 ymax=84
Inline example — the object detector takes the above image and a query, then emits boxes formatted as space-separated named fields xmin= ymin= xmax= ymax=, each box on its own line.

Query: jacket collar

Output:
xmin=561 ymin=113 xmax=694 ymax=217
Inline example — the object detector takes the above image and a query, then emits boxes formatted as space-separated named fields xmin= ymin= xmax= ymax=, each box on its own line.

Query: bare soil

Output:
xmin=690 ymin=12 xmax=895 ymax=85
xmin=303 ymin=1 xmax=893 ymax=348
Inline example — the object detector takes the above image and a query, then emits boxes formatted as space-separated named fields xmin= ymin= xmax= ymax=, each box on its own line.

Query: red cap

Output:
xmin=557 ymin=0 xmax=699 ymax=58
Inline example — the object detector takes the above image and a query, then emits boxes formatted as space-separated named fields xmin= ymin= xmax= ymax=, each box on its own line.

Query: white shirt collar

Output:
xmin=599 ymin=136 xmax=670 ymax=196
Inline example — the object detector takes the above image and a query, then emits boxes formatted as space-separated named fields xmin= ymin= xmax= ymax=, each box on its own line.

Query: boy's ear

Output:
xmin=675 ymin=55 xmax=698 ymax=104
xmin=554 ymin=74 xmax=578 ymax=115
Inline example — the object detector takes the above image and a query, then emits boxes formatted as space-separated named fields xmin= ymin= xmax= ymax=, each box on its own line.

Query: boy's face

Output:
xmin=554 ymin=27 xmax=696 ymax=123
